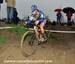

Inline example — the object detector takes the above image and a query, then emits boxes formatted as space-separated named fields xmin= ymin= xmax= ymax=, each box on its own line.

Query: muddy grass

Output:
xmin=0 ymin=24 xmax=75 ymax=64
xmin=0 ymin=36 xmax=8 ymax=43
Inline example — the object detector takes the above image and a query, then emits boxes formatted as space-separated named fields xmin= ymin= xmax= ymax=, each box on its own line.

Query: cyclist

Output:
xmin=25 ymin=5 xmax=47 ymax=42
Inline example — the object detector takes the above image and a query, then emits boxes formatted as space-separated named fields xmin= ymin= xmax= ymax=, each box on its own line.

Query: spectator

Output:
xmin=5 ymin=0 xmax=15 ymax=23
xmin=0 ymin=0 xmax=3 ymax=19
xmin=13 ymin=8 xmax=20 ymax=24
xmin=56 ymin=12 xmax=62 ymax=24
xmin=66 ymin=11 xmax=72 ymax=22
xmin=0 ymin=0 xmax=3 ymax=4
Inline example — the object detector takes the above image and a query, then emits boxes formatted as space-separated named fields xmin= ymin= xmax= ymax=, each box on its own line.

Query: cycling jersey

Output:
xmin=26 ymin=10 xmax=46 ymax=24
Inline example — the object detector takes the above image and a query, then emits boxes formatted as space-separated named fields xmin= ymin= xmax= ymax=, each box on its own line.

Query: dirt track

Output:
xmin=0 ymin=30 xmax=75 ymax=64
xmin=0 ymin=23 xmax=75 ymax=64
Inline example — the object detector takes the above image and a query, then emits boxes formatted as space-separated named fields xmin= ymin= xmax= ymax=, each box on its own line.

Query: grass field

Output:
xmin=0 ymin=25 xmax=27 ymax=43
xmin=0 ymin=36 xmax=8 ymax=43
xmin=7 ymin=25 xmax=27 ymax=37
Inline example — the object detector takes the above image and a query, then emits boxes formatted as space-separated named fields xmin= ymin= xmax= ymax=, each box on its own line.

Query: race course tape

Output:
xmin=46 ymin=30 xmax=75 ymax=33
xmin=0 ymin=27 xmax=75 ymax=33
xmin=25 ymin=28 xmax=75 ymax=34
xmin=0 ymin=27 xmax=15 ymax=29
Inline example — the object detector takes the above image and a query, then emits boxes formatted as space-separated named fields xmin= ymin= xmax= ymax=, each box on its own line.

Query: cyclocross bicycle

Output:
xmin=21 ymin=24 xmax=50 ymax=57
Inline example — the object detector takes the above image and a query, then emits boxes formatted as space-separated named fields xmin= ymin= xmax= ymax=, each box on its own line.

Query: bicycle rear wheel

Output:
xmin=21 ymin=31 xmax=38 ymax=57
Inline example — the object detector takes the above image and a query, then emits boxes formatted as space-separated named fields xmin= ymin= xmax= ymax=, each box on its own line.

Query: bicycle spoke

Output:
xmin=21 ymin=31 xmax=38 ymax=57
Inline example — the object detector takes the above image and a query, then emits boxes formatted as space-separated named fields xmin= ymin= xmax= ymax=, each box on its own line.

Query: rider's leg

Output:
xmin=34 ymin=20 xmax=40 ymax=40
xmin=40 ymin=22 xmax=45 ymax=34
xmin=40 ymin=22 xmax=47 ymax=40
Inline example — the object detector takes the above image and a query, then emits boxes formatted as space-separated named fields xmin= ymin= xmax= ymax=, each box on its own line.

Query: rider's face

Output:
xmin=32 ymin=10 xmax=38 ymax=15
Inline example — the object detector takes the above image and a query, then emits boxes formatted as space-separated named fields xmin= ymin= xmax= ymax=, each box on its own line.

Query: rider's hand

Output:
xmin=24 ymin=22 xmax=27 ymax=25
xmin=21 ymin=21 xmax=27 ymax=27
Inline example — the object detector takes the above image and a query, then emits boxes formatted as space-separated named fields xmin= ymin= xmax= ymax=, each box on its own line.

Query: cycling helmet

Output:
xmin=31 ymin=5 xmax=37 ymax=12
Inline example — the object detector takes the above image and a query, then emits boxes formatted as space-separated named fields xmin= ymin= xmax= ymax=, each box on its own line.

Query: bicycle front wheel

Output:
xmin=21 ymin=31 xmax=38 ymax=57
